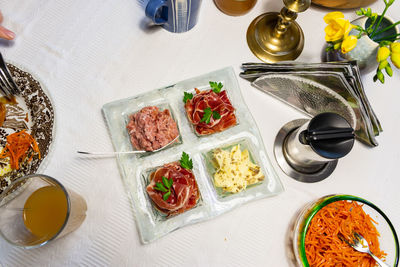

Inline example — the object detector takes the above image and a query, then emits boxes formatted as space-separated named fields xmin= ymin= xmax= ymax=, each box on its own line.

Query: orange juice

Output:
xmin=214 ymin=0 xmax=257 ymax=16
xmin=23 ymin=186 xmax=68 ymax=239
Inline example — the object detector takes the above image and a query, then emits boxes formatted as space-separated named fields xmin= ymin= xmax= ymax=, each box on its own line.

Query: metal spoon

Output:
xmin=77 ymin=135 xmax=179 ymax=157
xmin=338 ymin=232 xmax=389 ymax=267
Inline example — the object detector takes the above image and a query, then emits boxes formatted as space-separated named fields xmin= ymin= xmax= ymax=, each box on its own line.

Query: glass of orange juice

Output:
xmin=214 ymin=0 xmax=257 ymax=16
xmin=0 ymin=174 xmax=87 ymax=249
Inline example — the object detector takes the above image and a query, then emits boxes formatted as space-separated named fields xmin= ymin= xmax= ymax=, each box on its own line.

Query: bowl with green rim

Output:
xmin=292 ymin=194 xmax=399 ymax=266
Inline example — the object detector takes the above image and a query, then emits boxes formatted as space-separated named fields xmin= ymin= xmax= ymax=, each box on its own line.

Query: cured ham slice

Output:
xmin=185 ymin=88 xmax=237 ymax=135
xmin=146 ymin=162 xmax=199 ymax=216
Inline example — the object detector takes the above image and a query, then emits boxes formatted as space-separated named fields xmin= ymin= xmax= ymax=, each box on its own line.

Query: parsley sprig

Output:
xmin=209 ymin=81 xmax=223 ymax=93
xmin=200 ymin=107 xmax=221 ymax=124
xmin=180 ymin=152 xmax=193 ymax=170
xmin=184 ymin=81 xmax=223 ymax=103
xmin=183 ymin=92 xmax=193 ymax=103
xmin=154 ymin=152 xmax=193 ymax=201
xmin=154 ymin=176 xmax=173 ymax=201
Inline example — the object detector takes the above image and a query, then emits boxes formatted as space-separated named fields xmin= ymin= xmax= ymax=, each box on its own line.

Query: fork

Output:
xmin=0 ymin=52 xmax=20 ymax=97
xmin=338 ymin=232 xmax=389 ymax=267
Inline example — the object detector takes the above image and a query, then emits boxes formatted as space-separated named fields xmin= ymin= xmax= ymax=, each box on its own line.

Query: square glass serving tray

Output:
xmin=102 ymin=67 xmax=284 ymax=243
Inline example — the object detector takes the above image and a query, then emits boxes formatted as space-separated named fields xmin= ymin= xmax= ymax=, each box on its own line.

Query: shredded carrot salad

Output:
xmin=0 ymin=130 xmax=40 ymax=170
xmin=305 ymin=200 xmax=386 ymax=267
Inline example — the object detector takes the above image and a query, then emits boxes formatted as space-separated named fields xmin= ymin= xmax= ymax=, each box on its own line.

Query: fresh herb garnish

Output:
xmin=180 ymin=151 xmax=193 ymax=170
xmin=162 ymin=176 xmax=173 ymax=189
xmin=212 ymin=110 xmax=221 ymax=120
xmin=199 ymin=107 xmax=221 ymax=124
xmin=200 ymin=107 xmax=212 ymax=124
xmin=209 ymin=81 xmax=223 ymax=93
xmin=163 ymin=191 xmax=171 ymax=201
xmin=154 ymin=182 xmax=168 ymax=192
xmin=154 ymin=176 xmax=174 ymax=201
xmin=183 ymin=92 xmax=193 ymax=103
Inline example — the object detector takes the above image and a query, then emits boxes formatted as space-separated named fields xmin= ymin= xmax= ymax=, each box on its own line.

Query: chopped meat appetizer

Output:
xmin=126 ymin=106 xmax=179 ymax=152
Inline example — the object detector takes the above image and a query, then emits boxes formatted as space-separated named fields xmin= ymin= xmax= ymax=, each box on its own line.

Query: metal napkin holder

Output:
xmin=240 ymin=61 xmax=381 ymax=147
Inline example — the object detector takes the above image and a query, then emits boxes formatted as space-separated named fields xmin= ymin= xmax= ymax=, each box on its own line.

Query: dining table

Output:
xmin=0 ymin=0 xmax=399 ymax=266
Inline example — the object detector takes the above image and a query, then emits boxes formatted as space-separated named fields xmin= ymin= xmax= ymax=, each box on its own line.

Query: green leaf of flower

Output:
xmin=168 ymin=178 xmax=173 ymax=188
xmin=377 ymin=70 xmax=385 ymax=83
xmin=333 ymin=42 xmax=341 ymax=50
xmin=379 ymin=60 xmax=388 ymax=70
xmin=380 ymin=40 xmax=392 ymax=47
xmin=385 ymin=64 xmax=393 ymax=76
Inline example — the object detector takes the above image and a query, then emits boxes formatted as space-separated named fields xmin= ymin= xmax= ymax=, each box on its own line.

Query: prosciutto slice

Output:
xmin=146 ymin=162 xmax=199 ymax=216
xmin=185 ymin=88 xmax=237 ymax=135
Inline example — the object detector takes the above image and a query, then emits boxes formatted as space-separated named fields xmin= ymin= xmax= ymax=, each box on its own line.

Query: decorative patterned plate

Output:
xmin=0 ymin=64 xmax=55 ymax=195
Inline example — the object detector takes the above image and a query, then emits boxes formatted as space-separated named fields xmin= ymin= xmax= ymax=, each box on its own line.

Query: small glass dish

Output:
xmin=140 ymin=162 xmax=203 ymax=222
xmin=123 ymin=103 xmax=182 ymax=157
xmin=202 ymin=138 xmax=264 ymax=199
xmin=183 ymin=82 xmax=239 ymax=137
xmin=292 ymin=194 xmax=399 ymax=267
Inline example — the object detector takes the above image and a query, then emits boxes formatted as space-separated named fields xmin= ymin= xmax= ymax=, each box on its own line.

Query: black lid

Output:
xmin=300 ymin=113 xmax=355 ymax=159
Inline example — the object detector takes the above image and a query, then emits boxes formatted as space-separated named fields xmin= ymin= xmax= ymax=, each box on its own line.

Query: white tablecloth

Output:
xmin=0 ymin=0 xmax=399 ymax=266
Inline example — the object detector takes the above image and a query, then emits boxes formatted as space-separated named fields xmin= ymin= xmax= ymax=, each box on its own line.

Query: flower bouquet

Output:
xmin=324 ymin=0 xmax=400 ymax=83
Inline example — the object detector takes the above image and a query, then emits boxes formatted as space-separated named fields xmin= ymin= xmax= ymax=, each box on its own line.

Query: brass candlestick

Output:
xmin=246 ymin=0 xmax=311 ymax=63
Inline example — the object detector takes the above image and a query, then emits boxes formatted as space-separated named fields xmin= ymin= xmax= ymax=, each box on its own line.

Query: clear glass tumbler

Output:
xmin=0 ymin=174 xmax=87 ymax=249
xmin=214 ymin=0 xmax=257 ymax=16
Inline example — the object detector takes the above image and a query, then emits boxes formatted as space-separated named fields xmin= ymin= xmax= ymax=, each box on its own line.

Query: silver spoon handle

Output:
xmin=77 ymin=150 xmax=145 ymax=156
xmin=77 ymin=136 xmax=179 ymax=157
xmin=369 ymin=252 xmax=389 ymax=267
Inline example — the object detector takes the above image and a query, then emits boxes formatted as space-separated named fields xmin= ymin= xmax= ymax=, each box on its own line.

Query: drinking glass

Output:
xmin=214 ymin=0 xmax=257 ymax=16
xmin=0 ymin=174 xmax=87 ymax=249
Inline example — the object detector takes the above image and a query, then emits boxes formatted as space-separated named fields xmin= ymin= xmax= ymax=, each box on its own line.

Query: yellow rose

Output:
xmin=391 ymin=53 xmax=400 ymax=69
xmin=391 ymin=42 xmax=400 ymax=53
xmin=377 ymin=46 xmax=390 ymax=62
xmin=341 ymin=35 xmax=358 ymax=54
xmin=325 ymin=18 xmax=354 ymax=42
xmin=323 ymin=12 xmax=344 ymax=24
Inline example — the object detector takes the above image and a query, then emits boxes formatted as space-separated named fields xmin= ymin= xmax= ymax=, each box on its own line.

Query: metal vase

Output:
xmin=324 ymin=16 xmax=399 ymax=74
